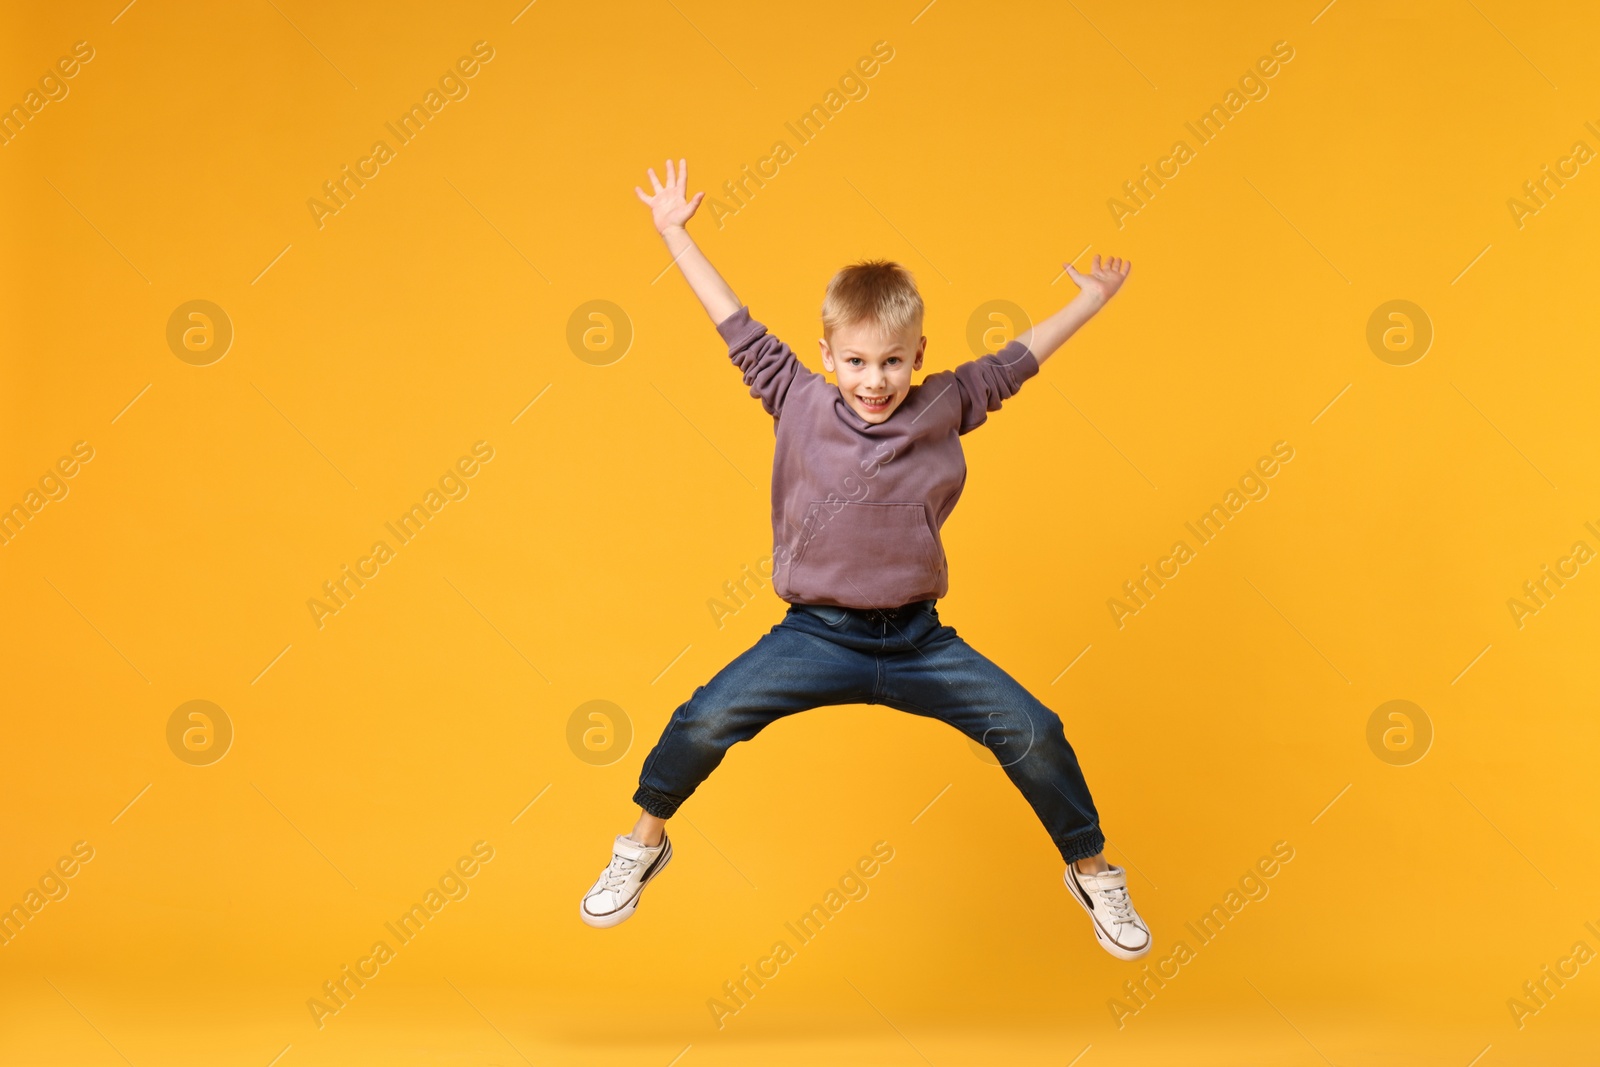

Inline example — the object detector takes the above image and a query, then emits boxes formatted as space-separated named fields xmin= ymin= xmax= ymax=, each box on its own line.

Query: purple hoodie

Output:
xmin=717 ymin=305 xmax=1040 ymax=609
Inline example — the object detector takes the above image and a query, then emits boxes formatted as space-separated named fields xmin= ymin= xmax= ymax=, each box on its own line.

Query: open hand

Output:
xmin=634 ymin=158 xmax=705 ymax=235
xmin=1064 ymin=254 xmax=1131 ymax=303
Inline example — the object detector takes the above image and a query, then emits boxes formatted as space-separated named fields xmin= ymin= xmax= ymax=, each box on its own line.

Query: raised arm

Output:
xmin=635 ymin=158 xmax=814 ymax=416
xmin=1016 ymin=255 xmax=1132 ymax=367
xmin=936 ymin=255 xmax=1131 ymax=434
xmin=635 ymin=158 xmax=741 ymax=325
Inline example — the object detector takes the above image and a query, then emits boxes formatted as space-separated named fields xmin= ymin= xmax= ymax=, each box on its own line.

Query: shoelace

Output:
xmin=1098 ymin=884 xmax=1136 ymax=924
xmin=600 ymin=853 xmax=640 ymax=891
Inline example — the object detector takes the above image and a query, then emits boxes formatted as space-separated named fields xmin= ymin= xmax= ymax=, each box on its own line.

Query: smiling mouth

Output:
xmin=857 ymin=393 xmax=893 ymax=412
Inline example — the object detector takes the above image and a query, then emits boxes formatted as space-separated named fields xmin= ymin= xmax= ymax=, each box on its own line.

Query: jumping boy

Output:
xmin=580 ymin=159 xmax=1149 ymax=960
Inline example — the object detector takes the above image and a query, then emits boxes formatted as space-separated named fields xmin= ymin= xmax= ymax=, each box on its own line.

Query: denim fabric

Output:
xmin=633 ymin=600 xmax=1106 ymax=864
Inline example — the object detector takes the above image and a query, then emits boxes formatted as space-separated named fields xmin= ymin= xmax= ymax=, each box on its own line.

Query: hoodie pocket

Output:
xmin=787 ymin=501 xmax=941 ymax=605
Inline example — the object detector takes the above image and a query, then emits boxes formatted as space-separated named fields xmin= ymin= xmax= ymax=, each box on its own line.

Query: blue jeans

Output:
xmin=633 ymin=600 xmax=1106 ymax=864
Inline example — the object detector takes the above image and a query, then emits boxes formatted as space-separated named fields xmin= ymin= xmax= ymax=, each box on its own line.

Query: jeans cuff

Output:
xmin=1056 ymin=826 xmax=1106 ymax=864
xmin=632 ymin=784 xmax=681 ymax=820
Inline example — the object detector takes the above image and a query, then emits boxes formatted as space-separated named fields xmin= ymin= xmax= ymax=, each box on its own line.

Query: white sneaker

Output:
xmin=1064 ymin=862 xmax=1151 ymax=960
xmin=580 ymin=833 xmax=672 ymax=928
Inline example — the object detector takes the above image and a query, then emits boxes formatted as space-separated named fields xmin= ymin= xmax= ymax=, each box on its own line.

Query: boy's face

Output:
xmin=819 ymin=318 xmax=926 ymax=425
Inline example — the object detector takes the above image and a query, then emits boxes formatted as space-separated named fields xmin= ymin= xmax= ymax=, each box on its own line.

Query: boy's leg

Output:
xmin=877 ymin=607 xmax=1106 ymax=865
xmin=878 ymin=610 xmax=1150 ymax=958
xmin=628 ymin=811 xmax=667 ymax=846
xmin=878 ymin=608 xmax=1152 ymax=958
xmin=631 ymin=605 xmax=877 ymax=823
xmin=582 ymin=606 xmax=878 ymax=927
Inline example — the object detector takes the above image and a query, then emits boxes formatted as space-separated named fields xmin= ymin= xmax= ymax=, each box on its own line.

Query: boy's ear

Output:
xmin=819 ymin=336 xmax=836 ymax=372
xmin=912 ymin=335 xmax=927 ymax=370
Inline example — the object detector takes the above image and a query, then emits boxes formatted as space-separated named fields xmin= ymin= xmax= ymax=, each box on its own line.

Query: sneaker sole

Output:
xmin=579 ymin=837 xmax=673 ymax=929
xmin=1064 ymin=866 xmax=1151 ymax=961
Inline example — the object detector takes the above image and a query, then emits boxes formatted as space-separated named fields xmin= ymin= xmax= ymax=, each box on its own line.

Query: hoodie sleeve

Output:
xmin=948 ymin=340 xmax=1041 ymax=434
xmin=716 ymin=305 xmax=817 ymax=418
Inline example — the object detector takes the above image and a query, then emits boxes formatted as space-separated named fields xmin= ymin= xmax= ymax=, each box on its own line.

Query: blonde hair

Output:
xmin=821 ymin=259 xmax=924 ymax=342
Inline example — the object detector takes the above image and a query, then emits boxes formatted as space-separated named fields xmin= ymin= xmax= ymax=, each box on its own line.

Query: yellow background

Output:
xmin=3 ymin=0 xmax=1598 ymax=1063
